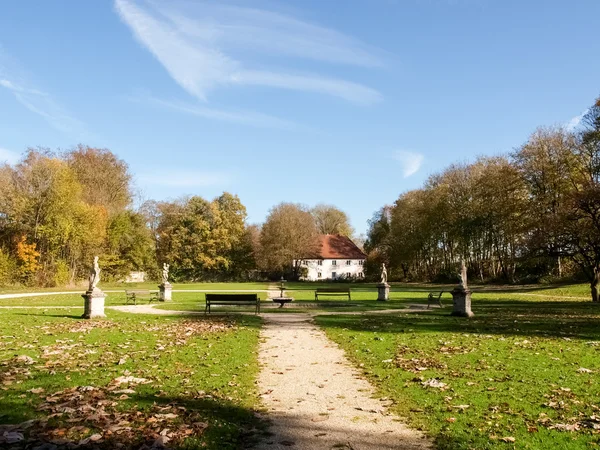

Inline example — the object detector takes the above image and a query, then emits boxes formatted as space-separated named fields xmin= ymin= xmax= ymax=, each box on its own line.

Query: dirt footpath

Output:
xmin=256 ymin=314 xmax=432 ymax=450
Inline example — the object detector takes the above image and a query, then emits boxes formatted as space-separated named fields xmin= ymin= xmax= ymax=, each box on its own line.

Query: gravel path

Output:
xmin=255 ymin=314 xmax=432 ymax=450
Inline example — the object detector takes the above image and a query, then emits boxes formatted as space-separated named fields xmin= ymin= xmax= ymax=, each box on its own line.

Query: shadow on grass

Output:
xmin=0 ymin=388 xmax=265 ymax=450
xmin=316 ymin=300 xmax=600 ymax=341
xmin=13 ymin=312 xmax=84 ymax=319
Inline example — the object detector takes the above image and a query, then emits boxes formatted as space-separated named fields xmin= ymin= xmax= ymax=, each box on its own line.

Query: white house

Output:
xmin=298 ymin=234 xmax=366 ymax=281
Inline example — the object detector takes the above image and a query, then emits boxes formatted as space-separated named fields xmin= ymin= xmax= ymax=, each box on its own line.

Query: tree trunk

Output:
xmin=592 ymin=266 xmax=600 ymax=303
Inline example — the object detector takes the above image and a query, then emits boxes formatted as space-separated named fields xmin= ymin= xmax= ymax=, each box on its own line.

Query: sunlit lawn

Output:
xmin=0 ymin=308 xmax=264 ymax=449
xmin=0 ymin=282 xmax=270 ymax=296
xmin=2 ymin=283 xmax=599 ymax=449
xmin=316 ymin=298 xmax=600 ymax=450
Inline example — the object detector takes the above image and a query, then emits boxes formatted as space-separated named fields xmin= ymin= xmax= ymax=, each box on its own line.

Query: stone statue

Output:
xmin=88 ymin=256 xmax=101 ymax=291
xmin=458 ymin=260 xmax=467 ymax=289
xmin=380 ymin=263 xmax=388 ymax=284
xmin=161 ymin=263 xmax=170 ymax=285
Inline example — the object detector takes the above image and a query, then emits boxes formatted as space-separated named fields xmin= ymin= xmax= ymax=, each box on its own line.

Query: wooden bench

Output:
xmin=314 ymin=288 xmax=351 ymax=301
xmin=205 ymin=293 xmax=260 ymax=314
xmin=125 ymin=289 xmax=159 ymax=305
xmin=427 ymin=291 xmax=446 ymax=309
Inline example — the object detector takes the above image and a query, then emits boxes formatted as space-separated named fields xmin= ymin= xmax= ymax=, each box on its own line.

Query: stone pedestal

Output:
xmin=82 ymin=289 xmax=106 ymax=319
xmin=451 ymin=287 xmax=474 ymax=317
xmin=159 ymin=282 xmax=172 ymax=302
xmin=377 ymin=283 xmax=390 ymax=301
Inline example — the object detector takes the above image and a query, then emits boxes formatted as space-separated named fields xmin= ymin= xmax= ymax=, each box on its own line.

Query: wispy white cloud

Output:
xmin=137 ymin=170 xmax=232 ymax=188
xmin=0 ymin=147 xmax=20 ymax=165
xmin=0 ymin=51 xmax=87 ymax=136
xmin=159 ymin=4 xmax=385 ymax=68
xmin=140 ymin=96 xmax=301 ymax=129
xmin=566 ymin=110 xmax=588 ymax=132
xmin=114 ymin=0 xmax=384 ymax=105
xmin=231 ymin=70 xmax=382 ymax=105
xmin=393 ymin=150 xmax=424 ymax=177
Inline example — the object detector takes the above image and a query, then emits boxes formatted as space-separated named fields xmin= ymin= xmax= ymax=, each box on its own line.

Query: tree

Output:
xmin=65 ymin=145 xmax=132 ymax=215
xmin=568 ymin=97 xmax=600 ymax=301
xmin=311 ymin=204 xmax=354 ymax=236
xmin=259 ymin=203 xmax=320 ymax=277
xmin=228 ymin=224 xmax=261 ymax=280
xmin=104 ymin=211 xmax=155 ymax=280
xmin=513 ymin=127 xmax=578 ymax=278
xmin=155 ymin=193 xmax=249 ymax=280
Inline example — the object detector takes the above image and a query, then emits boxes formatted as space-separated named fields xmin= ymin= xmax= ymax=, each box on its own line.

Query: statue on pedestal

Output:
xmin=161 ymin=263 xmax=170 ymax=285
xmin=380 ymin=263 xmax=388 ymax=284
xmin=377 ymin=263 xmax=390 ymax=301
xmin=88 ymin=256 xmax=101 ymax=292
xmin=458 ymin=260 xmax=467 ymax=289
xmin=82 ymin=256 xmax=106 ymax=319
xmin=451 ymin=259 xmax=473 ymax=317
xmin=159 ymin=262 xmax=172 ymax=301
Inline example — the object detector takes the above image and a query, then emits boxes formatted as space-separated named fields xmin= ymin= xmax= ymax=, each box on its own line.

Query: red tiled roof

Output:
xmin=316 ymin=234 xmax=366 ymax=259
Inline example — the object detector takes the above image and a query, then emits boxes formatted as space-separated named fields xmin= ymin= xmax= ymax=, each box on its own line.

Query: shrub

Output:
xmin=0 ymin=248 xmax=17 ymax=287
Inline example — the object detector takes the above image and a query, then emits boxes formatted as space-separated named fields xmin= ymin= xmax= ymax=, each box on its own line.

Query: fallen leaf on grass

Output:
xmin=28 ymin=388 xmax=44 ymax=394
xmin=501 ymin=436 xmax=515 ymax=443
xmin=550 ymin=423 xmax=580 ymax=432
xmin=421 ymin=379 xmax=447 ymax=389
xmin=452 ymin=405 xmax=470 ymax=410
xmin=15 ymin=355 xmax=35 ymax=365
xmin=0 ymin=431 xmax=24 ymax=444
xmin=577 ymin=367 xmax=592 ymax=373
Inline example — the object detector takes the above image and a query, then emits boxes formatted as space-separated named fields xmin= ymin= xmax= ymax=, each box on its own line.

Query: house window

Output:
xmin=358 ymin=272 xmax=364 ymax=278
xmin=317 ymin=260 xmax=323 ymax=266
xmin=318 ymin=272 xmax=322 ymax=278
xmin=332 ymin=260 xmax=337 ymax=266
xmin=346 ymin=260 xmax=351 ymax=266
xmin=358 ymin=260 xmax=364 ymax=266
xmin=346 ymin=272 xmax=351 ymax=278
xmin=332 ymin=272 xmax=337 ymax=279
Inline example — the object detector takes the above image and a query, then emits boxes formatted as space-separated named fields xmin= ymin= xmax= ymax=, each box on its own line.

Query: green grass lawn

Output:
xmin=0 ymin=308 xmax=264 ymax=449
xmin=2 ymin=283 xmax=599 ymax=449
xmin=316 ymin=297 xmax=600 ymax=450
xmin=0 ymin=282 xmax=270 ymax=295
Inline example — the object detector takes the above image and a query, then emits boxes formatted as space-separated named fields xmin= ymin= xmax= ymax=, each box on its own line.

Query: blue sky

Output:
xmin=1 ymin=0 xmax=599 ymax=235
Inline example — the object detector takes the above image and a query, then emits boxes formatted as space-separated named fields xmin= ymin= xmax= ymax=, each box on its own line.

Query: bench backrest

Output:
xmin=205 ymin=293 xmax=258 ymax=302
xmin=315 ymin=288 xmax=350 ymax=293
xmin=126 ymin=289 xmax=151 ymax=294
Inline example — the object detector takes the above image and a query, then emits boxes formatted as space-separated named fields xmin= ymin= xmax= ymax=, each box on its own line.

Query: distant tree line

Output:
xmin=364 ymin=96 xmax=600 ymax=301
xmin=0 ymin=146 xmax=154 ymax=286
xmin=0 ymin=147 xmax=355 ymax=287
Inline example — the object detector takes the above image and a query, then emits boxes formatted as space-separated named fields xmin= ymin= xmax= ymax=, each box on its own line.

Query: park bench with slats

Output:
xmin=314 ymin=288 xmax=351 ymax=301
xmin=427 ymin=291 xmax=446 ymax=309
xmin=125 ymin=289 xmax=159 ymax=305
xmin=205 ymin=293 xmax=260 ymax=314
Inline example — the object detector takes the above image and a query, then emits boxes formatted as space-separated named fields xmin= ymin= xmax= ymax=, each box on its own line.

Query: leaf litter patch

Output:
xmin=0 ymin=317 xmax=246 ymax=449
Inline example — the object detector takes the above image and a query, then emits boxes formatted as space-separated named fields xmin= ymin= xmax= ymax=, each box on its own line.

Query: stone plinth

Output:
xmin=450 ymin=287 xmax=474 ymax=317
xmin=159 ymin=282 xmax=172 ymax=302
xmin=377 ymin=283 xmax=390 ymax=301
xmin=82 ymin=289 xmax=106 ymax=319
